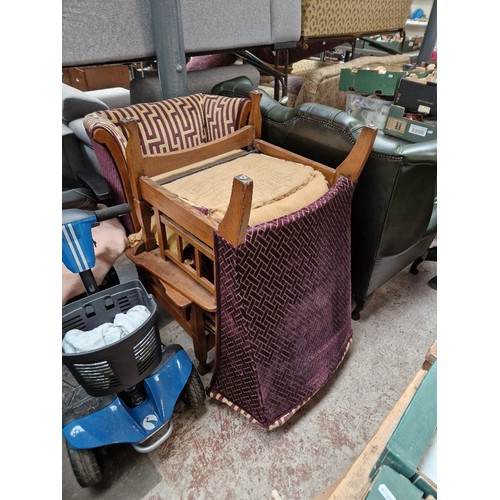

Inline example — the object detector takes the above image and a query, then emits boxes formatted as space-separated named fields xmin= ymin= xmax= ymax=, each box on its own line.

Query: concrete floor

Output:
xmin=62 ymin=254 xmax=437 ymax=500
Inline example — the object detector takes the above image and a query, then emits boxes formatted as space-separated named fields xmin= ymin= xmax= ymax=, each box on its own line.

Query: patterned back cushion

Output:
xmin=203 ymin=94 xmax=248 ymax=142
xmin=84 ymin=93 xmax=206 ymax=157
xmin=83 ymin=93 xmax=248 ymax=157
xmin=301 ymin=0 xmax=413 ymax=37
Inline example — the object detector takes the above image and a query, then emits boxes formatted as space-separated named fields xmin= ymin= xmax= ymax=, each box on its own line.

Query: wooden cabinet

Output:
xmin=62 ymin=64 xmax=131 ymax=91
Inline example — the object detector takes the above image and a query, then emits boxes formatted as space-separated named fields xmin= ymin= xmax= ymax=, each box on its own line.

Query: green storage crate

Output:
xmin=370 ymin=361 xmax=437 ymax=480
xmin=366 ymin=466 xmax=424 ymax=500
xmin=339 ymin=66 xmax=433 ymax=96
xmin=411 ymin=429 xmax=437 ymax=498
xmin=339 ymin=67 xmax=408 ymax=96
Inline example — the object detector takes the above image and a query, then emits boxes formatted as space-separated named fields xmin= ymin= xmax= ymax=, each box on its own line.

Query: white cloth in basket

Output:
xmin=62 ymin=305 xmax=151 ymax=353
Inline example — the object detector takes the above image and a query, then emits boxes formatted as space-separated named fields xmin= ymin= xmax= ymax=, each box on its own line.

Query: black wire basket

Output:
xmin=62 ymin=280 xmax=161 ymax=397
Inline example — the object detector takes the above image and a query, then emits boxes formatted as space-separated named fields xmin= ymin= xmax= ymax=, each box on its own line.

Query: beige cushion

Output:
xmin=163 ymin=152 xmax=329 ymax=226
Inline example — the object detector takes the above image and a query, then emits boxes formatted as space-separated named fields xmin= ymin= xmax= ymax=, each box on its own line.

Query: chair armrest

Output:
xmin=76 ymin=169 xmax=110 ymax=201
xmin=62 ymin=83 xmax=108 ymax=122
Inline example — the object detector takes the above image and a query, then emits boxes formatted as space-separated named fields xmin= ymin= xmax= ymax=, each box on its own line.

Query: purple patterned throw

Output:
xmin=208 ymin=176 xmax=356 ymax=430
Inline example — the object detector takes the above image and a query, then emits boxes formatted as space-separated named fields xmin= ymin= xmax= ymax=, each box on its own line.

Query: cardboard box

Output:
xmin=365 ymin=36 xmax=424 ymax=53
xmin=383 ymin=105 xmax=437 ymax=143
xmin=394 ymin=78 xmax=437 ymax=116
xmin=339 ymin=64 xmax=434 ymax=97
xmin=339 ymin=66 xmax=407 ymax=96
xmin=366 ymin=466 xmax=424 ymax=500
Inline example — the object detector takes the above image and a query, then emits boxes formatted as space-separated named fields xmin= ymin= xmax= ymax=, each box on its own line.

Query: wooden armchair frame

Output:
xmin=90 ymin=91 xmax=376 ymax=373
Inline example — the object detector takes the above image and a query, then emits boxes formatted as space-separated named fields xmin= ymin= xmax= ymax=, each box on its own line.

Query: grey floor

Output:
xmin=62 ymin=253 xmax=437 ymax=500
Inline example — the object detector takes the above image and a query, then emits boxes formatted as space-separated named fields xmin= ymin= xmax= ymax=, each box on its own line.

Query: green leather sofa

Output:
xmin=212 ymin=77 xmax=437 ymax=319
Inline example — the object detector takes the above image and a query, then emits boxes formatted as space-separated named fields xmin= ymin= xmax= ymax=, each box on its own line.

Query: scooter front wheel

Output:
xmin=66 ymin=440 xmax=103 ymax=488
xmin=182 ymin=367 xmax=206 ymax=409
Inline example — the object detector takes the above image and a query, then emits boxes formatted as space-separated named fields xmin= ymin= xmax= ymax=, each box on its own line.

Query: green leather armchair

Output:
xmin=212 ymin=77 xmax=437 ymax=319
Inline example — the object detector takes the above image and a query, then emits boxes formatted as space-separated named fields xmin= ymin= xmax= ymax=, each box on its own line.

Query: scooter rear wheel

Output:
xmin=66 ymin=440 xmax=103 ymax=488
xmin=182 ymin=368 xmax=206 ymax=409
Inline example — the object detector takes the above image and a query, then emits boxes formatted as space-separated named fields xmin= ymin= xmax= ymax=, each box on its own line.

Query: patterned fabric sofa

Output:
xmin=250 ymin=0 xmax=414 ymax=82
xmin=300 ymin=0 xmax=414 ymax=40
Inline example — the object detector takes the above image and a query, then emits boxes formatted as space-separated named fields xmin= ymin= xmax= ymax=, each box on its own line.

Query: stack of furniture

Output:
xmin=213 ymin=77 xmax=437 ymax=319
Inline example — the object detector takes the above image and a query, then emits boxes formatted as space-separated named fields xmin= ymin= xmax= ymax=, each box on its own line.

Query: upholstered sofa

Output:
xmin=62 ymin=0 xmax=301 ymax=67
xmin=213 ymin=77 xmax=437 ymax=319
xmin=300 ymin=0 xmax=413 ymax=41
xmin=62 ymin=0 xmax=300 ymax=103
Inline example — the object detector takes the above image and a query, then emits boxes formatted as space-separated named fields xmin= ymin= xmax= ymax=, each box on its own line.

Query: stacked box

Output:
xmin=394 ymin=78 xmax=437 ymax=116
xmin=383 ymin=105 xmax=437 ymax=143
xmin=339 ymin=66 xmax=433 ymax=97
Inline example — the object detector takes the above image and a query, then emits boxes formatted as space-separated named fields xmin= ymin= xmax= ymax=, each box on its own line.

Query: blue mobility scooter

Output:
xmin=62 ymin=200 xmax=205 ymax=487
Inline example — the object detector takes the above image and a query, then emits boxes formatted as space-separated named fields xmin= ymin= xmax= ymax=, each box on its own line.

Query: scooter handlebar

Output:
xmin=94 ymin=204 xmax=131 ymax=223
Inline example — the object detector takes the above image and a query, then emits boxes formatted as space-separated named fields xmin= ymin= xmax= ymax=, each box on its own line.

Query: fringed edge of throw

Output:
xmin=208 ymin=337 xmax=353 ymax=431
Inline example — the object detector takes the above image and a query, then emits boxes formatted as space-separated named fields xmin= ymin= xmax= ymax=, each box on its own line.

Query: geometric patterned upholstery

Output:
xmin=84 ymin=93 xmax=248 ymax=157
xmin=208 ymin=176 xmax=356 ymax=430
xmin=301 ymin=0 xmax=413 ymax=38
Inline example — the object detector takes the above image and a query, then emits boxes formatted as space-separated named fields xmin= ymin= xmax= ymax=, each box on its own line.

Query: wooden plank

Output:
xmin=422 ymin=340 xmax=437 ymax=371
xmin=63 ymin=64 xmax=130 ymax=91
xmin=126 ymin=247 xmax=217 ymax=312
xmin=313 ymin=481 xmax=339 ymax=500
xmin=140 ymin=177 xmax=218 ymax=248
xmin=323 ymin=368 xmax=429 ymax=500
xmin=161 ymin=281 xmax=192 ymax=309
xmin=315 ymin=341 xmax=438 ymax=500
xmin=218 ymin=174 xmax=253 ymax=247
xmin=254 ymin=139 xmax=337 ymax=186
xmin=140 ymin=126 xmax=255 ymax=178
xmin=333 ymin=126 xmax=377 ymax=184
